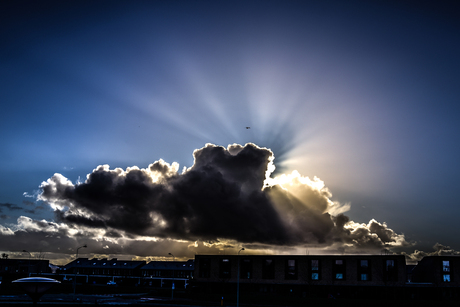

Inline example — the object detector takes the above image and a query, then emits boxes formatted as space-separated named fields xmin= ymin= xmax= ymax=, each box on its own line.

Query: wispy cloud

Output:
xmin=0 ymin=203 xmax=23 ymax=211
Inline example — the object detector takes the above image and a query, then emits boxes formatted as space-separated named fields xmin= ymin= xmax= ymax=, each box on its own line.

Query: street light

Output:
xmin=73 ymin=244 xmax=87 ymax=296
xmin=168 ymin=253 xmax=175 ymax=300
xmin=237 ymin=247 xmax=244 ymax=307
xmin=22 ymin=250 xmax=32 ymax=277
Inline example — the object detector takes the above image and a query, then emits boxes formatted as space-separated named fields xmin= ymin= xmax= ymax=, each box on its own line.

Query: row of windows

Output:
xmin=199 ymin=258 xmax=399 ymax=281
xmin=74 ymin=269 xmax=134 ymax=275
xmin=142 ymin=270 xmax=193 ymax=278
xmin=76 ymin=261 xmax=130 ymax=266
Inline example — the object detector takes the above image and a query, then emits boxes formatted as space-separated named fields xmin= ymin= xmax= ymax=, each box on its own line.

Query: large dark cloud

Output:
xmin=38 ymin=143 xmax=408 ymax=251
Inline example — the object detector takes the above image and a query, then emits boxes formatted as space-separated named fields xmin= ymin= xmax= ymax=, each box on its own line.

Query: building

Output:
xmin=140 ymin=259 xmax=194 ymax=289
xmin=194 ymin=254 xmax=406 ymax=299
xmin=0 ymin=259 xmax=50 ymax=282
xmin=62 ymin=258 xmax=146 ymax=285
xmin=56 ymin=257 xmax=194 ymax=288
xmin=410 ymin=256 xmax=460 ymax=299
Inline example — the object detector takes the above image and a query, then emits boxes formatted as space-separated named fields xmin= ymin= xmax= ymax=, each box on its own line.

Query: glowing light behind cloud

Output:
xmin=2 ymin=0 xmax=460 ymax=259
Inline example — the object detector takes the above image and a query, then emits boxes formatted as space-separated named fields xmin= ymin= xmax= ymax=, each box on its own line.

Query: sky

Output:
xmin=1 ymin=0 xmax=460 ymax=265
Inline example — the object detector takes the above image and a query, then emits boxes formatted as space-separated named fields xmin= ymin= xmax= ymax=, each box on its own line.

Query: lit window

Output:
xmin=113 ymin=263 xmax=116 ymax=266
xmin=334 ymin=259 xmax=346 ymax=280
xmin=311 ymin=260 xmax=319 ymax=271
xmin=311 ymin=273 xmax=319 ymax=280
xmin=386 ymin=260 xmax=394 ymax=269
xmin=361 ymin=274 xmax=368 ymax=281
xmin=443 ymin=261 xmax=450 ymax=272
xmin=443 ymin=274 xmax=451 ymax=282
xmin=360 ymin=260 xmax=368 ymax=268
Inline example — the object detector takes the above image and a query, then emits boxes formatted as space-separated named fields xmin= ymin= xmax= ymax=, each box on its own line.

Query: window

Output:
xmin=310 ymin=260 xmax=320 ymax=280
xmin=219 ymin=258 xmax=231 ymax=279
xmin=285 ymin=259 xmax=297 ymax=280
xmin=386 ymin=260 xmax=394 ymax=269
xmin=262 ymin=259 xmax=275 ymax=279
xmin=333 ymin=259 xmax=346 ymax=280
xmin=443 ymin=261 xmax=450 ymax=272
xmin=384 ymin=259 xmax=398 ymax=281
xmin=358 ymin=259 xmax=371 ymax=281
xmin=240 ymin=258 xmax=252 ymax=279
xmin=199 ymin=258 xmax=211 ymax=278
xmin=442 ymin=261 xmax=451 ymax=282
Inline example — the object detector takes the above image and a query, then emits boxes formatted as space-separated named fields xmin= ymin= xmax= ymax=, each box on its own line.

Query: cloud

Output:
xmin=0 ymin=225 xmax=14 ymax=236
xmin=0 ymin=203 xmax=23 ymax=211
xmin=0 ymin=202 xmax=45 ymax=216
xmin=332 ymin=216 xmax=410 ymax=249
xmin=37 ymin=143 xmax=409 ymax=252
xmin=23 ymin=200 xmax=36 ymax=206
xmin=404 ymin=243 xmax=460 ymax=263
xmin=0 ymin=215 xmax=248 ymax=265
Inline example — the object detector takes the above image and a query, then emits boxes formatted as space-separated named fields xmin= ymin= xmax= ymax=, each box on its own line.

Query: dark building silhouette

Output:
xmin=194 ymin=254 xmax=407 ymax=299
xmin=0 ymin=259 xmax=50 ymax=282
xmin=3 ymin=253 xmax=460 ymax=300
xmin=55 ymin=257 xmax=194 ymax=289
xmin=141 ymin=259 xmax=194 ymax=289
xmin=409 ymin=255 xmax=460 ymax=299
xmin=62 ymin=258 xmax=146 ymax=286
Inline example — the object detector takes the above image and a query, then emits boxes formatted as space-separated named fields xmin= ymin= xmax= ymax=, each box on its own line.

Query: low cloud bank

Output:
xmin=404 ymin=243 xmax=460 ymax=263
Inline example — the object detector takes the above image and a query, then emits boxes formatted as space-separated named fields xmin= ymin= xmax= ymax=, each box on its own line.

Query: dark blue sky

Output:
xmin=1 ymin=0 xmax=459 ymax=262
